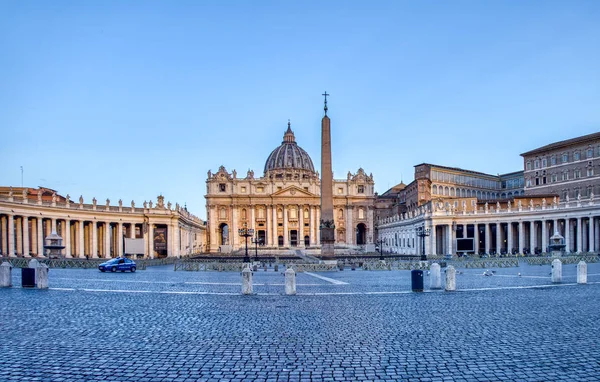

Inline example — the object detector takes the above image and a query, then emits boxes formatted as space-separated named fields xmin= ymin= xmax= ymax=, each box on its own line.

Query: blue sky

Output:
xmin=1 ymin=0 xmax=599 ymax=219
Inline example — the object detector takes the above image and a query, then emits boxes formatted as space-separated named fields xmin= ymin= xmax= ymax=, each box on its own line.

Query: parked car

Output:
xmin=99 ymin=257 xmax=136 ymax=273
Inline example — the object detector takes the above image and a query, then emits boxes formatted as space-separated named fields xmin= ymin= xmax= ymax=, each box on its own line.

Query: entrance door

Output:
xmin=356 ymin=223 xmax=366 ymax=245
xmin=290 ymin=230 xmax=298 ymax=246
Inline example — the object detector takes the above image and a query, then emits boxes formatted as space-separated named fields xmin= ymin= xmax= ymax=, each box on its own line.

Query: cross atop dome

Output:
xmin=283 ymin=120 xmax=295 ymax=143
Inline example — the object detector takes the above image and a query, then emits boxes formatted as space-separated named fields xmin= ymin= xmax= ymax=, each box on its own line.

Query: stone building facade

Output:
xmin=522 ymin=131 xmax=600 ymax=200
xmin=377 ymin=132 xmax=599 ymax=257
xmin=205 ymin=123 xmax=375 ymax=253
xmin=0 ymin=187 xmax=205 ymax=259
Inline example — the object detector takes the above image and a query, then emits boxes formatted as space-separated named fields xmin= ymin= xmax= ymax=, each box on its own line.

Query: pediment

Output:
xmin=271 ymin=185 xmax=315 ymax=197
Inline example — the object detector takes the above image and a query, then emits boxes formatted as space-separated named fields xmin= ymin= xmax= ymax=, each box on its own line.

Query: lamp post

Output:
xmin=416 ymin=226 xmax=430 ymax=261
xmin=376 ymin=239 xmax=385 ymax=260
xmin=251 ymin=235 xmax=261 ymax=262
xmin=238 ymin=223 xmax=254 ymax=263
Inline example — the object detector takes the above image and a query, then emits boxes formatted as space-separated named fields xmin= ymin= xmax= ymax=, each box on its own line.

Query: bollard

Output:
xmin=264 ymin=265 xmax=267 ymax=272
xmin=351 ymin=263 xmax=356 ymax=271
xmin=285 ymin=268 xmax=296 ymax=295
xmin=430 ymin=263 xmax=441 ymax=290
xmin=0 ymin=261 xmax=12 ymax=287
xmin=551 ymin=259 xmax=562 ymax=283
xmin=274 ymin=264 xmax=279 ymax=272
xmin=242 ymin=266 xmax=253 ymax=295
xmin=36 ymin=264 xmax=49 ymax=289
xmin=338 ymin=263 xmax=344 ymax=271
xmin=253 ymin=264 xmax=258 ymax=272
xmin=577 ymin=261 xmax=587 ymax=284
xmin=411 ymin=270 xmax=424 ymax=292
xmin=445 ymin=265 xmax=456 ymax=291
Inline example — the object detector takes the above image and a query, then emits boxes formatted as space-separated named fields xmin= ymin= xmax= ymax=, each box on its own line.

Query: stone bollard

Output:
xmin=445 ymin=265 xmax=456 ymax=291
xmin=551 ymin=259 xmax=562 ymax=283
xmin=36 ymin=264 xmax=49 ymax=289
xmin=577 ymin=261 xmax=587 ymax=284
xmin=430 ymin=263 xmax=441 ymax=290
xmin=285 ymin=268 xmax=296 ymax=295
xmin=0 ymin=261 xmax=13 ymax=287
xmin=351 ymin=263 xmax=356 ymax=271
xmin=253 ymin=264 xmax=258 ymax=272
xmin=242 ymin=266 xmax=253 ymax=295
xmin=274 ymin=264 xmax=279 ymax=272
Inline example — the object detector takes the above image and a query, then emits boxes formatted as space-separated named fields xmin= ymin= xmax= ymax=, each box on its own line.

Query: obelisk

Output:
xmin=320 ymin=92 xmax=335 ymax=258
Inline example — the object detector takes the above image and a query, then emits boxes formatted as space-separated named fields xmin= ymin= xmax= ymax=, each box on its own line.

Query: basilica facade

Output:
xmin=205 ymin=123 xmax=375 ymax=253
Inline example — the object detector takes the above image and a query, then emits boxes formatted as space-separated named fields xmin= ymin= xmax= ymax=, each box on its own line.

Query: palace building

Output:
xmin=205 ymin=121 xmax=376 ymax=254
xmin=377 ymin=132 xmax=600 ymax=257
xmin=0 ymin=187 xmax=205 ymax=259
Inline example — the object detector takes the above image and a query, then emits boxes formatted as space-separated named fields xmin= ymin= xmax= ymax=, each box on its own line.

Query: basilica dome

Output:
xmin=264 ymin=122 xmax=315 ymax=177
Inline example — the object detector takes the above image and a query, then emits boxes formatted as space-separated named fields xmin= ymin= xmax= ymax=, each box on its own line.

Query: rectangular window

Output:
xmin=338 ymin=188 xmax=343 ymax=194
xmin=357 ymin=185 xmax=365 ymax=194
xmin=257 ymin=186 xmax=264 ymax=193
xmin=219 ymin=184 xmax=226 ymax=192
xmin=562 ymin=154 xmax=568 ymax=163
xmin=240 ymin=186 xmax=246 ymax=193
xmin=542 ymin=159 xmax=547 ymax=167
xmin=587 ymin=149 xmax=593 ymax=159
xmin=588 ymin=168 xmax=594 ymax=177
xmin=551 ymin=156 xmax=556 ymax=165
xmin=551 ymin=174 xmax=557 ymax=182
xmin=574 ymin=152 xmax=580 ymax=161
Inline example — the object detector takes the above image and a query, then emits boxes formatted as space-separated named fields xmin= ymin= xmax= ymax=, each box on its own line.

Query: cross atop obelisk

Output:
xmin=320 ymin=91 xmax=335 ymax=258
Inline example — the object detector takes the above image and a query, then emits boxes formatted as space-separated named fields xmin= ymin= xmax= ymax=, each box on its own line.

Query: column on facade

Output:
xmin=484 ymin=223 xmax=491 ymax=254
xmin=22 ymin=216 xmax=30 ymax=257
xmin=299 ymin=205 xmax=305 ymax=247
xmin=231 ymin=206 xmax=238 ymax=249
xmin=496 ymin=223 xmax=502 ymax=255
xmin=518 ymin=221 xmax=524 ymax=254
xmin=308 ymin=206 xmax=314 ymax=247
xmin=172 ymin=223 xmax=180 ymax=258
xmin=8 ymin=214 xmax=15 ymax=257
xmin=541 ymin=220 xmax=547 ymax=254
xmin=272 ymin=206 xmax=278 ymax=247
xmin=588 ymin=216 xmax=595 ymax=252
xmin=250 ymin=206 xmax=255 ymax=233
xmin=316 ymin=207 xmax=321 ymax=246
xmin=148 ymin=223 xmax=154 ymax=259
xmin=283 ymin=205 xmax=289 ymax=247
xmin=64 ymin=219 xmax=71 ymax=258
xmin=576 ymin=217 xmax=582 ymax=253
xmin=265 ymin=206 xmax=270 ymax=247
xmin=345 ymin=206 xmax=352 ymax=245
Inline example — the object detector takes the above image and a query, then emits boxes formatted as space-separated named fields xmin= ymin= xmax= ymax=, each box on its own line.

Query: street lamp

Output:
xmin=238 ymin=223 xmax=254 ymax=263
xmin=416 ymin=226 xmax=430 ymax=261
xmin=376 ymin=238 xmax=385 ymax=261
xmin=251 ymin=235 xmax=262 ymax=262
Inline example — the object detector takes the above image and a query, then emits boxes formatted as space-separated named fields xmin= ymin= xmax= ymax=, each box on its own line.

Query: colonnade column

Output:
xmin=518 ymin=221 xmax=524 ymax=254
xmin=496 ymin=223 xmax=502 ymax=255
xmin=576 ymin=217 xmax=583 ymax=253
xmin=309 ymin=206 xmax=314 ymax=247
xmin=79 ymin=221 xmax=85 ymax=258
xmin=541 ymin=220 xmax=547 ymax=254
xmin=231 ymin=207 xmax=238 ymax=249
xmin=22 ymin=217 xmax=30 ymax=257
xmin=507 ymin=223 xmax=513 ymax=254
xmin=148 ymin=223 xmax=154 ymax=259
xmin=0 ymin=216 xmax=6 ymax=255
xmin=484 ymin=223 xmax=491 ymax=254
xmin=447 ymin=224 xmax=453 ymax=255
xmin=16 ymin=218 xmax=22 ymax=256
xmin=265 ymin=206 xmax=271 ymax=246
xmin=91 ymin=222 xmax=98 ymax=258
xmin=589 ymin=217 xmax=595 ymax=253
xmin=103 ymin=222 xmax=110 ymax=258
xmin=283 ymin=206 xmax=289 ymax=247
xmin=117 ymin=222 xmax=123 ymax=257
xmin=8 ymin=214 xmax=15 ymax=257
xmin=64 ymin=220 xmax=71 ymax=258
xmin=474 ymin=224 xmax=479 ymax=254
xmin=31 ymin=218 xmax=38 ymax=256
xmin=530 ymin=221 xmax=536 ymax=254
xmin=431 ymin=224 xmax=437 ymax=256
xmin=565 ymin=219 xmax=571 ymax=253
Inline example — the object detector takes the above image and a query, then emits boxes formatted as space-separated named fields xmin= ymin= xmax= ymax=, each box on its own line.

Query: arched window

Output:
xmin=338 ymin=208 xmax=344 ymax=219
xmin=241 ymin=209 xmax=247 ymax=220
xmin=444 ymin=187 xmax=449 ymax=196
xmin=450 ymin=188 xmax=455 ymax=197
xmin=574 ymin=151 xmax=580 ymax=161
xmin=432 ymin=185 xmax=438 ymax=195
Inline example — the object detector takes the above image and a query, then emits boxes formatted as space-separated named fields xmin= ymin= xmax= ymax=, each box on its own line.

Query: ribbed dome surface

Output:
xmin=264 ymin=123 xmax=315 ymax=174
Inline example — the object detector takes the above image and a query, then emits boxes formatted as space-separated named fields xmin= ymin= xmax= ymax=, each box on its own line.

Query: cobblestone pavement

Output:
xmin=1 ymin=262 xmax=599 ymax=381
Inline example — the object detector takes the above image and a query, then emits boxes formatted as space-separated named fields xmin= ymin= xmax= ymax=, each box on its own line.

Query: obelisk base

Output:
xmin=320 ymin=226 xmax=335 ymax=259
